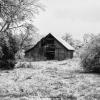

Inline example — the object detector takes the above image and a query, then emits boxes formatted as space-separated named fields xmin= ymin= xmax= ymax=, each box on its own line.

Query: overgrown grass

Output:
xmin=0 ymin=58 xmax=100 ymax=100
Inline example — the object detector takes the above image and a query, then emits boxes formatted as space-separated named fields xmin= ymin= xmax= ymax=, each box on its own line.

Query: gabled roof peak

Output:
xmin=26 ymin=33 xmax=75 ymax=52
xmin=47 ymin=33 xmax=75 ymax=51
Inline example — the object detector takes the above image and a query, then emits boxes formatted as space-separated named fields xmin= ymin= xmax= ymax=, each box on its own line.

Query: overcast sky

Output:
xmin=34 ymin=0 xmax=100 ymax=40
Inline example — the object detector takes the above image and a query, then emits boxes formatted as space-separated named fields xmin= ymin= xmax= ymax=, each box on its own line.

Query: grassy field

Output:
xmin=0 ymin=58 xmax=100 ymax=100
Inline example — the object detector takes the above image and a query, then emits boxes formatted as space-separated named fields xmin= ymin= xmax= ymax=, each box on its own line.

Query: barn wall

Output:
xmin=54 ymin=40 xmax=73 ymax=60
xmin=25 ymin=42 xmax=46 ymax=61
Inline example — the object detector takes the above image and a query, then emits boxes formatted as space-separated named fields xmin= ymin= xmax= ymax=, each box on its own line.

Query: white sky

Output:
xmin=34 ymin=0 xmax=100 ymax=40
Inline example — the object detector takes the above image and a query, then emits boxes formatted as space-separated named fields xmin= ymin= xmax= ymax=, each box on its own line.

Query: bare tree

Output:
xmin=15 ymin=23 xmax=40 ymax=50
xmin=0 ymin=0 xmax=44 ymax=32
xmin=83 ymin=33 xmax=95 ymax=44
xmin=62 ymin=33 xmax=75 ymax=47
xmin=0 ymin=0 xmax=44 ymax=69
xmin=0 ymin=0 xmax=44 ymax=53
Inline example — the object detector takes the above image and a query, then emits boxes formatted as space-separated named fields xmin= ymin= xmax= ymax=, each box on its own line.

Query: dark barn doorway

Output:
xmin=44 ymin=34 xmax=55 ymax=60
xmin=46 ymin=52 xmax=55 ymax=60
xmin=45 ymin=46 xmax=55 ymax=60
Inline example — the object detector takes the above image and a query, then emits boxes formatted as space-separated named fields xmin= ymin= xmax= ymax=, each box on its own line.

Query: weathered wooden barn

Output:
xmin=25 ymin=33 xmax=75 ymax=61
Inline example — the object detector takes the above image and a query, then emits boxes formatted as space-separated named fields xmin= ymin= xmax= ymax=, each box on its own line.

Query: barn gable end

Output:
xmin=25 ymin=33 xmax=75 ymax=61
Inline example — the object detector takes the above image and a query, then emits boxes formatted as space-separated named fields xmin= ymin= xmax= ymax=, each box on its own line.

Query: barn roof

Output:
xmin=26 ymin=33 xmax=75 ymax=52
xmin=51 ymin=33 xmax=75 ymax=50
